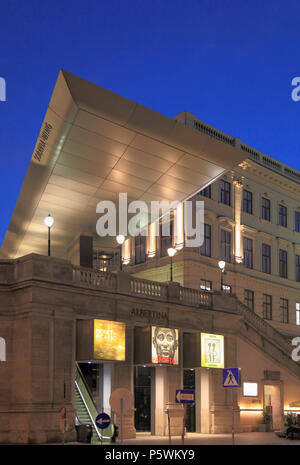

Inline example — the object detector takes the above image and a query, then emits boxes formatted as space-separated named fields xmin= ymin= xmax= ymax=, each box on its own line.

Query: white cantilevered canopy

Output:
xmin=0 ymin=70 xmax=247 ymax=259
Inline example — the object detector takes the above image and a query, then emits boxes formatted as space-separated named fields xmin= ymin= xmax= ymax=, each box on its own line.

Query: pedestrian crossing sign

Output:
xmin=222 ymin=368 xmax=240 ymax=388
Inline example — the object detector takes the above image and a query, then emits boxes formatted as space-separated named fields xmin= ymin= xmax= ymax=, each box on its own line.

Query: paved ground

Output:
xmin=56 ymin=431 xmax=300 ymax=446
xmin=118 ymin=431 xmax=300 ymax=445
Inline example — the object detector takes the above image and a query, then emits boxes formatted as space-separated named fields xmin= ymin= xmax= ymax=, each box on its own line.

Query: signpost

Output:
xmin=109 ymin=388 xmax=134 ymax=444
xmin=222 ymin=368 xmax=241 ymax=445
xmin=175 ymin=389 xmax=195 ymax=445
xmin=96 ymin=412 xmax=111 ymax=429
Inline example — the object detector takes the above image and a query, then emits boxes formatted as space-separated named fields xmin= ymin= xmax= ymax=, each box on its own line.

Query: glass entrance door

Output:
xmin=184 ymin=369 xmax=196 ymax=432
xmin=134 ymin=366 xmax=152 ymax=432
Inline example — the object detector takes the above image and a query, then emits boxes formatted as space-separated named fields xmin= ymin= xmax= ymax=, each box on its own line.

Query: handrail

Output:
xmin=75 ymin=362 xmax=114 ymax=440
xmin=75 ymin=380 xmax=103 ymax=441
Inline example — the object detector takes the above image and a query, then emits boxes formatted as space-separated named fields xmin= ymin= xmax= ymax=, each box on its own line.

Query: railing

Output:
xmin=130 ymin=277 xmax=168 ymax=299
xmin=236 ymin=299 xmax=292 ymax=354
xmin=180 ymin=286 xmax=212 ymax=307
xmin=73 ymin=266 xmax=117 ymax=291
xmin=241 ymin=143 xmax=300 ymax=186
xmin=72 ymin=265 xmax=212 ymax=307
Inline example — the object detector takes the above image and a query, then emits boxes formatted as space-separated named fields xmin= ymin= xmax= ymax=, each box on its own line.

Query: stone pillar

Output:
xmin=152 ymin=366 xmax=167 ymax=435
xmin=233 ymin=180 xmax=243 ymax=263
xmin=111 ymin=324 xmax=136 ymax=439
xmin=200 ymin=368 xmax=211 ymax=433
xmin=147 ymin=222 xmax=158 ymax=258
xmin=210 ymin=336 xmax=240 ymax=434
xmin=67 ymin=233 xmax=93 ymax=268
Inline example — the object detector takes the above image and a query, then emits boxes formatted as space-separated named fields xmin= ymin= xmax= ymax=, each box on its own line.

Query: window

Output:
xmin=296 ymin=303 xmax=300 ymax=326
xmin=221 ymin=230 xmax=231 ymax=262
xmin=244 ymin=290 xmax=254 ymax=311
xmin=243 ymin=237 xmax=253 ymax=269
xmin=263 ymin=294 xmax=272 ymax=320
xmin=200 ymin=224 xmax=211 ymax=257
xmin=262 ymin=244 xmax=271 ymax=274
xmin=200 ymin=279 xmax=212 ymax=291
xmin=135 ymin=234 xmax=146 ymax=264
xmin=222 ymin=284 xmax=231 ymax=293
xmin=199 ymin=185 xmax=211 ymax=199
xmin=160 ymin=221 xmax=173 ymax=257
xmin=243 ymin=190 xmax=252 ymax=214
xmin=279 ymin=204 xmax=287 ymax=227
xmin=279 ymin=249 xmax=287 ymax=278
xmin=262 ymin=197 xmax=271 ymax=221
xmin=220 ymin=180 xmax=231 ymax=206
xmin=295 ymin=212 xmax=300 ymax=233
xmin=243 ymin=382 xmax=258 ymax=397
xmin=296 ymin=256 xmax=300 ymax=282
xmin=280 ymin=298 xmax=289 ymax=323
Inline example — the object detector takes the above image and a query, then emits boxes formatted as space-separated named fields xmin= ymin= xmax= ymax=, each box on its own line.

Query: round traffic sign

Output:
xmin=95 ymin=412 xmax=111 ymax=429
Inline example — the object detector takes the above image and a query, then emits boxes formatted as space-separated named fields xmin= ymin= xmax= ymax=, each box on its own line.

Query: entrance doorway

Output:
xmin=264 ymin=384 xmax=282 ymax=430
xmin=134 ymin=366 xmax=152 ymax=432
xmin=184 ymin=369 xmax=195 ymax=432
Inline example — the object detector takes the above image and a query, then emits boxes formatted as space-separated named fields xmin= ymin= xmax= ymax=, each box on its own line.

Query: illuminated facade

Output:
xmin=1 ymin=73 xmax=300 ymax=444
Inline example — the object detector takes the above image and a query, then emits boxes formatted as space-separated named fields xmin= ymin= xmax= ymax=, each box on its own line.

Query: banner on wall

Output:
xmin=201 ymin=332 xmax=224 ymax=368
xmin=76 ymin=319 xmax=126 ymax=361
xmin=94 ymin=320 xmax=125 ymax=361
xmin=151 ymin=326 xmax=179 ymax=365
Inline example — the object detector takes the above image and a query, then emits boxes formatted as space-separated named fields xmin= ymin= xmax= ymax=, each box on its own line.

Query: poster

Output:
xmin=151 ymin=326 xmax=179 ymax=365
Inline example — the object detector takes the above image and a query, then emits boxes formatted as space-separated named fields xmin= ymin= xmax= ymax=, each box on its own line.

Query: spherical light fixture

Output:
xmin=218 ymin=260 xmax=226 ymax=271
xmin=43 ymin=214 xmax=54 ymax=257
xmin=44 ymin=214 xmax=54 ymax=229
xmin=116 ymin=234 xmax=125 ymax=245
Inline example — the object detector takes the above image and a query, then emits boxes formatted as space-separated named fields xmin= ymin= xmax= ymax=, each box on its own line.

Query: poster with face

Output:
xmin=201 ymin=332 xmax=224 ymax=368
xmin=152 ymin=326 xmax=179 ymax=365
xmin=94 ymin=319 xmax=126 ymax=361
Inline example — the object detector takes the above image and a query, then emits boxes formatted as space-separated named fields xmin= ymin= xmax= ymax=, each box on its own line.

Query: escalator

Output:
xmin=75 ymin=362 xmax=114 ymax=444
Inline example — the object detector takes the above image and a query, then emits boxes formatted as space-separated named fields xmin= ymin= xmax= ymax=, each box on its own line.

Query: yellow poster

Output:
xmin=201 ymin=333 xmax=224 ymax=368
xmin=94 ymin=320 xmax=125 ymax=361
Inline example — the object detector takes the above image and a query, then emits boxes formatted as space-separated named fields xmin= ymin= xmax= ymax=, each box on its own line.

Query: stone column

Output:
xmin=210 ymin=336 xmax=240 ymax=434
xmin=233 ymin=180 xmax=243 ymax=263
xmin=111 ymin=324 xmax=136 ymax=439
xmin=152 ymin=366 xmax=167 ymax=435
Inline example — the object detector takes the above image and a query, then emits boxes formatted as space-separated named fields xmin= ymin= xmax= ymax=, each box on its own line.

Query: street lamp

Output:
xmin=218 ymin=260 xmax=226 ymax=291
xmin=167 ymin=247 xmax=177 ymax=282
xmin=43 ymin=214 xmax=54 ymax=257
xmin=116 ymin=234 xmax=125 ymax=271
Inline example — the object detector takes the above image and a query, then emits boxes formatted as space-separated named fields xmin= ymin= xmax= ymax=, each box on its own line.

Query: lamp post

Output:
xmin=44 ymin=214 xmax=54 ymax=257
xmin=218 ymin=260 xmax=226 ymax=291
xmin=116 ymin=235 xmax=125 ymax=271
xmin=167 ymin=247 xmax=177 ymax=282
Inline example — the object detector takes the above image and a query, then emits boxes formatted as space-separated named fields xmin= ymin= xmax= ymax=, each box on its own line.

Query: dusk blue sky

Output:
xmin=0 ymin=0 xmax=299 ymax=246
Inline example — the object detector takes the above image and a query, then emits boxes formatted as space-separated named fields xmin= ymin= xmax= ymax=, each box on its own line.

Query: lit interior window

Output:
xmin=243 ymin=382 xmax=258 ymax=397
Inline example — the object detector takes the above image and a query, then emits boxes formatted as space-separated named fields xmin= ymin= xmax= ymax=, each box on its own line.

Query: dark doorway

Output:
xmin=134 ymin=366 xmax=152 ymax=432
xmin=184 ymin=369 xmax=196 ymax=432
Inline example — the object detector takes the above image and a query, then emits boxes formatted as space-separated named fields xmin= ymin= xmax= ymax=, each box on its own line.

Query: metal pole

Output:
xmin=120 ymin=246 xmax=123 ymax=271
xmin=182 ymin=405 xmax=186 ymax=445
xmin=232 ymin=389 xmax=234 ymax=445
xmin=170 ymin=256 xmax=173 ymax=282
xmin=48 ymin=227 xmax=51 ymax=257
xmin=221 ymin=269 xmax=224 ymax=291
xmin=167 ymin=409 xmax=171 ymax=445
xmin=121 ymin=398 xmax=123 ymax=445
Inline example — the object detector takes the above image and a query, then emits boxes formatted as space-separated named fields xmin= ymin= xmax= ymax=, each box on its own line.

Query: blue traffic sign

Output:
xmin=222 ymin=368 xmax=240 ymax=388
xmin=175 ymin=389 xmax=195 ymax=404
xmin=95 ymin=412 xmax=111 ymax=429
